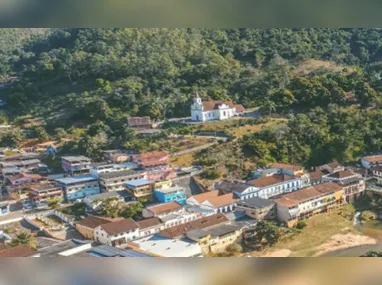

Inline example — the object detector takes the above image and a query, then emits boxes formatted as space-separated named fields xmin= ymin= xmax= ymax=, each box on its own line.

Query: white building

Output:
xmin=361 ymin=155 xmax=382 ymax=169
xmin=190 ymin=93 xmax=245 ymax=122
xmin=133 ymin=234 xmax=202 ymax=257
xmin=94 ymin=218 xmax=140 ymax=246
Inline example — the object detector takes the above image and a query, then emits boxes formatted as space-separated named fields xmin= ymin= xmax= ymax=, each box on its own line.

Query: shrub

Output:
xmin=360 ymin=210 xmax=377 ymax=222
xmin=296 ymin=220 xmax=307 ymax=230
xmin=338 ymin=204 xmax=355 ymax=221
xmin=226 ymin=243 xmax=243 ymax=253
xmin=200 ymin=170 xmax=221 ymax=180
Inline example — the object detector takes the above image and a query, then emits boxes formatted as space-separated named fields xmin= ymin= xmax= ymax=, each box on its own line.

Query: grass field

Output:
xmin=170 ymin=153 xmax=196 ymax=167
xmin=251 ymin=211 xmax=358 ymax=257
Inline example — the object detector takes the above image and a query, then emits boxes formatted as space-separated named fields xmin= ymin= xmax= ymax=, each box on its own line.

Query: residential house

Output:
xmin=99 ymin=169 xmax=147 ymax=192
xmin=361 ymin=155 xmax=382 ymax=169
xmin=125 ymin=179 xmax=153 ymax=201
xmin=322 ymin=169 xmax=365 ymax=202
xmin=159 ymin=211 xmax=199 ymax=229
xmin=273 ymin=183 xmax=344 ymax=227
xmin=247 ymin=174 xmax=302 ymax=199
xmin=7 ymin=173 xmax=43 ymax=186
xmin=133 ymin=234 xmax=202 ymax=257
xmin=128 ymin=116 xmax=152 ymax=128
xmin=153 ymin=185 xmax=187 ymax=204
xmin=0 ymin=152 xmax=40 ymax=162
xmin=309 ymin=170 xmax=325 ymax=186
xmin=371 ymin=166 xmax=382 ymax=183
xmin=270 ymin=162 xmax=305 ymax=176
xmin=235 ymin=197 xmax=276 ymax=221
xmin=102 ymin=150 xmax=130 ymax=163
xmin=191 ymin=93 xmax=245 ymax=122
xmin=94 ymin=218 xmax=140 ymax=246
xmin=61 ymin=155 xmax=92 ymax=176
xmin=0 ymin=159 xmax=41 ymax=172
xmin=214 ymin=181 xmax=257 ymax=200
xmin=142 ymin=201 xmax=183 ymax=219
xmin=159 ymin=213 xmax=229 ymax=240
xmin=76 ymin=216 xmax=122 ymax=240
xmin=136 ymin=217 xmax=164 ymax=238
xmin=55 ymin=175 xmax=100 ymax=201
xmin=133 ymin=151 xmax=176 ymax=182
xmin=186 ymin=190 xmax=239 ymax=213
xmin=28 ymin=183 xmax=63 ymax=203
xmin=317 ymin=161 xmax=344 ymax=174
xmin=186 ymin=223 xmax=243 ymax=254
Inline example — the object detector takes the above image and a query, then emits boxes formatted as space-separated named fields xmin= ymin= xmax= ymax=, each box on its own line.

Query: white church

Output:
xmin=191 ymin=93 xmax=245 ymax=122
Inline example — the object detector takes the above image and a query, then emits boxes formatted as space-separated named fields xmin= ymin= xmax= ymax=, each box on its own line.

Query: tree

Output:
xmin=263 ymin=100 xmax=277 ymax=116
xmin=101 ymin=198 xmax=144 ymax=219
xmin=34 ymin=126 xmax=49 ymax=140
xmin=9 ymin=232 xmax=37 ymax=249
xmin=245 ymin=221 xmax=280 ymax=250
xmin=361 ymin=251 xmax=382 ymax=257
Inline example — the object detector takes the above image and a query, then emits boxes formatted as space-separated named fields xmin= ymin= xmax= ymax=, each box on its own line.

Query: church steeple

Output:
xmin=193 ymin=91 xmax=202 ymax=105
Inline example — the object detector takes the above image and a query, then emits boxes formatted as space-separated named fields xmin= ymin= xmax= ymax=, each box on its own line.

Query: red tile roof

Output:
xmin=314 ymin=182 xmax=342 ymax=194
xmin=248 ymin=174 xmax=295 ymax=188
xmin=188 ymin=190 xmax=220 ymax=204
xmin=0 ymin=245 xmax=37 ymax=257
xmin=202 ymin=100 xmax=236 ymax=111
xmin=159 ymin=213 xmax=229 ymax=239
xmin=235 ymin=105 xmax=246 ymax=112
xmin=201 ymin=193 xmax=240 ymax=207
xmin=76 ymin=216 xmax=121 ymax=229
xmin=327 ymin=169 xmax=356 ymax=179
xmin=363 ymin=155 xmax=382 ymax=163
xmin=272 ymin=197 xmax=299 ymax=208
xmin=146 ymin=202 xmax=182 ymax=215
xmin=101 ymin=218 xmax=139 ymax=235
xmin=8 ymin=173 xmax=42 ymax=183
xmin=136 ymin=217 xmax=161 ymax=229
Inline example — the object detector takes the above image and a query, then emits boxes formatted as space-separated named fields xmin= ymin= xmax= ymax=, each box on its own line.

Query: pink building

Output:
xmin=133 ymin=151 xmax=176 ymax=182
xmin=7 ymin=173 xmax=44 ymax=186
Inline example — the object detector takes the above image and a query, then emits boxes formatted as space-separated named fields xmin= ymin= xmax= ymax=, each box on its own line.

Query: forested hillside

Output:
xmin=3 ymin=28 xmax=382 ymax=166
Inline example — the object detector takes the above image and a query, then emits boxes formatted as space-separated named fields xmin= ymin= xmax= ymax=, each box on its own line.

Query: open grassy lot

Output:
xmin=251 ymin=211 xmax=359 ymax=257
xmin=170 ymin=153 xmax=196 ymax=167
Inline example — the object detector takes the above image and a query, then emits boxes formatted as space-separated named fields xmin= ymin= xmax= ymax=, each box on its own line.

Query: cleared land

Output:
xmin=250 ymin=211 xmax=366 ymax=257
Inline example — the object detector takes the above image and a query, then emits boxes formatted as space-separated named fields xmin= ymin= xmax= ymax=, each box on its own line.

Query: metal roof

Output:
xmin=125 ymin=179 xmax=151 ymax=187
xmin=55 ymin=174 xmax=98 ymax=185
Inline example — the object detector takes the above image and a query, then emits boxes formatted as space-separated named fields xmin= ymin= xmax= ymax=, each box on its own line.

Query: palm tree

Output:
xmin=263 ymin=100 xmax=277 ymax=117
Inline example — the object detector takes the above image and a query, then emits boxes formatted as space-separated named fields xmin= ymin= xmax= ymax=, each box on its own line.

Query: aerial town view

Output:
xmin=1 ymin=28 xmax=382 ymax=258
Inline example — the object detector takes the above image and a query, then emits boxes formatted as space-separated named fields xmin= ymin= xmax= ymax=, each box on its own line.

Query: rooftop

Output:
xmin=55 ymin=174 xmax=98 ymax=185
xmin=83 ymin=191 xmax=129 ymax=203
xmin=314 ymin=182 xmax=342 ymax=193
xmin=136 ymin=217 xmax=162 ymax=229
xmin=201 ymin=100 xmax=236 ymax=111
xmin=0 ymin=245 xmax=37 ymax=257
xmin=8 ymin=172 xmax=42 ymax=182
xmin=187 ymin=224 xmax=242 ymax=240
xmin=38 ymin=239 xmax=92 ymax=257
xmin=237 ymin=197 xmax=275 ymax=209
xmin=76 ymin=216 xmax=121 ymax=229
xmin=134 ymin=235 xmax=201 ymax=257
xmin=146 ymin=202 xmax=182 ymax=215
xmin=99 ymin=169 xmax=144 ymax=180
xmin=154 ymin=185 xmax=185 ymax=194
xmin=202 ymin=193 xmax=239 ymax=207
xmin=74 ymin=245 xmax=152 ymax=257
xmin=363 ymin=155 xmax=382 ymax=163
xmin=159 ymin=213 xmax=229 ymax=239
xmin=248 ymin=174 xmax=295 ymax=188
xmin=125 ymin=179 xmax=152 ymax=188
xmin=128 ymin=116 xmax=152 ymax=127
xmin=215 ymin=181 xmax=251 ymax=193
xmin=101 ymin=218 xmax=139 ymax=235
xmin=327 ymin=169 xmax=357 ymax=179
xmin=61 ymin=155 xmax=91 ymax=162
xmin=309 ymin=170 xmax=324 ymax=181
xmin=187 ymin=190 xmax=220 ymax=204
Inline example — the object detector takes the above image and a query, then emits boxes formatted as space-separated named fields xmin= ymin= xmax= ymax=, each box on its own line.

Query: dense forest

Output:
xmin=2 ymin=28 xmax=382 ymax=167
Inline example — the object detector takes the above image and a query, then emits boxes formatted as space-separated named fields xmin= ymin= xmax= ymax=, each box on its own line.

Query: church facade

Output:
xmin=191 ymin=94 xmax=245 ymax=122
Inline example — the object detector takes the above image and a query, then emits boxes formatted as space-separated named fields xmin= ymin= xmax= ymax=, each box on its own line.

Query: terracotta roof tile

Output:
xmin=272 ymin=197 xmax=298 ymax=207
xmin=146 ymin=202 xmax=182 ymax=215
xmin=235 ymin=105 xmax=246 ymax=112
xmin=159 ymin=213 xmax=228 ymax=239
xmin=188 ymin=191 xmax=220 ymax=204
xmin=0 ymin=245 xmax=37 ymax=257
xmin=202 ymin=193 xmax=240 ymax=207
xmin=202 ymin=100 xmax=236 ymax=111
xmin=248 ymin=174 xmax=295 ymax=188
xmin=101 ymin=218 xmax=139 ymax=235
xmin=327 ymin=169 xmax=356 ymax=179
xmin=364 ymin=155 xmax=382 ymax=163
xmin=309 ymin=170 xmax=324 ymax=181
xmin=76 ymin=216 xmax=120 ymax=229
xmin=314 ymin=182 xmax=342 ymax=194
xmin=278 ymin=186 xmax=324 ymax=203
xmin=136 ymin=217 xmax=161 ymax=229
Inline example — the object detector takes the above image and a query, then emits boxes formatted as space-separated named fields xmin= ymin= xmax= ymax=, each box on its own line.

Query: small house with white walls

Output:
xmin=190 ymin=93 xmax=245 ymax=122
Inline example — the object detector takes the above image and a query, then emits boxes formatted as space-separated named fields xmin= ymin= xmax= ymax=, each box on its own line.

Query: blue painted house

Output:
xmin=55 ymin=175 xmax=100 ymax=202
xmin=153 ymin=185 xmax=186 ymax=204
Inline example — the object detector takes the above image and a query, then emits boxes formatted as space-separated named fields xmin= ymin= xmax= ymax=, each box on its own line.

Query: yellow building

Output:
xmin=125 ymin=179 xmax=153 ymax=201
xmin=153 ymin=180 xmax=173 ymax=190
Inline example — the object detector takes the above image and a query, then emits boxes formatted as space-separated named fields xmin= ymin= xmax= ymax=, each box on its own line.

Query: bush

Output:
xmin=338 ymin=204 xmax=355 ymax=221
xmin=360 ymin=210 xmax=377 ymax=222
xmin=296 ymin=220 xmax=307 ymax=230
xmin=200 ymin=170 xmax=221 ymax=180
xmin=226 ymin=243 xmax=243 ymax=253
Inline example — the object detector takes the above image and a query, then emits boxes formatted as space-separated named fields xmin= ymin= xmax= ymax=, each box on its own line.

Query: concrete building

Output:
xmin=99 ymin=169 xmax=147 ymax=192
xmin=28 ymin=183 xmax=63 ymax=203
xmin=125 ymin=179 xmax=153 ymax=201
xmin=94 ymin=218 xmax=140 ymax=246
xmin=153 ymin=185 xmax=187 ymax=204
xmin=75 ymin=216 xmax=122 ymax=240
xmin=361 ymin=155 xmax=382 ymax=169
xmin=186 ymin=190 xmax=240 ymax=214
xmin=55 ymin=175 xmax=100 ymax=201
xmin=236 ymin=197 xmax=276 ymax=221
xmin=61 ymin=155 xmax=92 ymax=176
